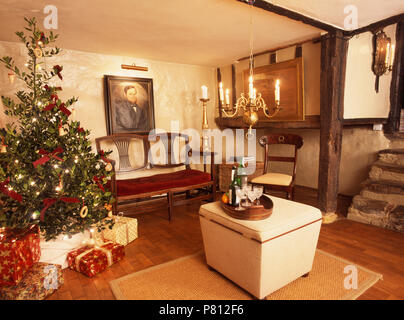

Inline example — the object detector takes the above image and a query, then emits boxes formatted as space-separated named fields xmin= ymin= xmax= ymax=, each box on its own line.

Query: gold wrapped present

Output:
xmin=95 ymin=214 xmax=138 ymax=246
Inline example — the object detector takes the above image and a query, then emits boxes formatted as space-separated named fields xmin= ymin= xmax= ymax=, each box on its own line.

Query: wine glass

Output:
xmin=235 ymin=188 xmax=245 ymax=211
xmin=254 ymin=185 xmax=264 ymax=205
xmin=243 ymin=185 xmax=253 ymax=206
xmin=247 ymin=187 xmax=256 ymax=206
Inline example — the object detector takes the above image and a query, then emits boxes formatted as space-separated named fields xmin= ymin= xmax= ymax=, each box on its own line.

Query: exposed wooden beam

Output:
xmin=237 ymin=36 xmax=321 ymax=62
xmin=345 ymin=13 xmax=404 ymax=37
xmin=385 ymin=21 xmax=404 ymax=134
xmin=237 ymin=0 xmax=339 ymax=33
xmin=215 ymin=115 xmax=321 ymax=129
xmin=231 ymin=64 xmax=237 ymax=105
xmin=238 ymin=0 xmax=404 ymax=40
xmin=217 ymin=68 xmax=223 ymax=118
xmin=215 ymin=115 xmax=386 ymax=129
xmin=318 ymin=31 xmax=349 ymax=220
xmin=343 ymin=118 xmax=388 ymax=126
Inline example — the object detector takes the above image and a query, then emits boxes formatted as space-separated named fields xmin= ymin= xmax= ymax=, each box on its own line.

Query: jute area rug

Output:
xmin=110 ymin=249 xmax=382 ymax=300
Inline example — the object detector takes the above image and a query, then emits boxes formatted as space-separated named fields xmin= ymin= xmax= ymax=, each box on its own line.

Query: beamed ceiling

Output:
xmin=0 ymin=0 xmax=402 ymax=67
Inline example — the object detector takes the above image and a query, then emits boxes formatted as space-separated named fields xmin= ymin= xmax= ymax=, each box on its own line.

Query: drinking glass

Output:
xmin=235 ymin=188 xmax=245 ymax=211
xmin=243 ymin=185 xmax=253 ymax=206
xmin=254 ymin=186 xmax=264 ymax=205
xmin=247 ymin=187 xmax=256 ymax=205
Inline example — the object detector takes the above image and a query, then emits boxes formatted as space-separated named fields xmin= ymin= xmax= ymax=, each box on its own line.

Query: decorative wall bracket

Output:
xmin=372 ymin=30 xmax=395 ymax=93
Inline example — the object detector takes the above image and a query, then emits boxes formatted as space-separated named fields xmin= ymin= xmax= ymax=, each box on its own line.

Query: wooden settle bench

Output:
xmin=95 ymin=132 xmax=216 ymax=220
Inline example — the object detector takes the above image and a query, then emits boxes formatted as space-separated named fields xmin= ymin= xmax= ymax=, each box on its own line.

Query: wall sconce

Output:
xmin=372 ymin=30 xmax=395 ymax=93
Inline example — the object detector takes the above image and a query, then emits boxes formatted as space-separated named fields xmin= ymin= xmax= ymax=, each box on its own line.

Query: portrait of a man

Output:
xmin=104 ymin=76 xmax=155 ymax=134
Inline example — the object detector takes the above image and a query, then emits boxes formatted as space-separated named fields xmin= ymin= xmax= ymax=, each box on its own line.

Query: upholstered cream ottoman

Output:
xmin=199 ymin=195 xmax=322 ymax=299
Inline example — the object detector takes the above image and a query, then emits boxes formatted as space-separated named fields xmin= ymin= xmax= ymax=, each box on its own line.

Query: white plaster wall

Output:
xmin=340 ymin=128 xmax=389 ymax=195
xmin=344 ymin=24 xmax=396 ymax=119
xmin=0 ymin=40 xmax=217 ymax=150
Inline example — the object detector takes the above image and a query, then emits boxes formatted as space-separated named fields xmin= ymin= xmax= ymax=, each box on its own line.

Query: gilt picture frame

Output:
xmin=243 ymin=57 xmax=305 ymax=121
xmin=104 ymin=75 xmax=155 ymax=135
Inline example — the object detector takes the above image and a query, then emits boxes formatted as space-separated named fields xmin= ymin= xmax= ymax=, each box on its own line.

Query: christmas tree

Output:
xmin=0 ymin=18 xmax=114 ymax=240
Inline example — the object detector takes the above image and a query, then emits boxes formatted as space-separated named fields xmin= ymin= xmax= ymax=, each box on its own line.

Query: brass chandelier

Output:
xmin=220 ymin=0 xmax=281 ymax=135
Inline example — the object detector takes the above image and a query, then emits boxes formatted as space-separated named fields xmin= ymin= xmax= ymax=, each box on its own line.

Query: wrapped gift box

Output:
xmin=0 ymin=226 xmax=41 ymax=286
xmin=0 ymin=262 xmax=63 ymax=300
xmin=95 ymin=216 xmax=138 ymax=246
xmin=66 ymin=242 xmax=125 ymax=277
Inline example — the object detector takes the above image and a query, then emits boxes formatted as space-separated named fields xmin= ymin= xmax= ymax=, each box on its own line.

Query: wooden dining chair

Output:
xmin=251 ymin=133 xmax=303 ymax=200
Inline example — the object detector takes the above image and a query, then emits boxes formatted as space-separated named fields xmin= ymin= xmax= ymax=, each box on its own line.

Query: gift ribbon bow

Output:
xmin=98 ymin=150 xmax=110 ymax=163
xmin=0 ymin=136 xmax=7 ymax=148
xmin=33 ymin=147 xmax=64 ymax=168
xmin=0 ymin=178 xmax=23 ymax=202
xmin=43 ymin=102 xmax=71 ymax=117
xmin=93 ymin=176 xmax=105 ymax=192
xmin=43 ymin=93 xmax=71 ymax=117
xmin=40 ymin=197 xmax=80 ymax=221
xmin=44 ymin=85 xmax=63 ymax=92
xmin=53 ymin=65 xmax=63 ymax=80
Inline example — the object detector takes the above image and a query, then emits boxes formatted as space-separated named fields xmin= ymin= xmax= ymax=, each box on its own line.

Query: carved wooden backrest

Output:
xmin=95 ymin=133 xmax=149 ymax=173
xmin=259 ymin=133 xmax=304 ymax=177
xmin=148 ymin=132 xmax=191 ymax=169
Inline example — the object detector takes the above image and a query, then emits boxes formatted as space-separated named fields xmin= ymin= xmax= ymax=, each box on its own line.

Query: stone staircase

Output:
xmin=348 ymin=148 xmax=404 ymax=233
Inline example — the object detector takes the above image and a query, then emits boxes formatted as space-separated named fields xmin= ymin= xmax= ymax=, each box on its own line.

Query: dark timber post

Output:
xmin=386 ymin=21 xmax=404 ymax=134
xmin=318 ymin=31 xmax=349 ymax=221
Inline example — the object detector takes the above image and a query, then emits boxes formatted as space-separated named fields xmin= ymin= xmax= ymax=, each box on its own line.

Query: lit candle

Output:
xmin=275 ymin=79 xmax=280 ymax=102
xmin=390 ymin=44 xmax=396 ymax=67
xmin=385 ymin=43 xmax=390 ymax=65
xmin=253 ymin=88 xmax=257 ymax=100
xmin=201 ymin=85 xmax=208 ymax=99
xmin=249 ymin=76 xmax=254 ymax=99
xmin=219 ymin=82 xmax=224 ymax=102
xmin=225 ymin=89 xmax=230 ymax=105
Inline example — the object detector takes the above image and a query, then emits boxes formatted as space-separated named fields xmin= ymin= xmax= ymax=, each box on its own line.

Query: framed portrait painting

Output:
xmin=104 ymin=75 xmax=155 ymax=134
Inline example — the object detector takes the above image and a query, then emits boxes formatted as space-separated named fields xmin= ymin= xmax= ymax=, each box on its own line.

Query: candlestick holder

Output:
xmin=200 ymin=98 xmax=211 ymax=152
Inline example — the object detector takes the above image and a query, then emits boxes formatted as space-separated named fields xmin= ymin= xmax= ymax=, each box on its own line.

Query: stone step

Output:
xmin=369 ymin=161 xmax=404 ymax=183
xmin=378 ymin=149 xmax=404 ymax=165
xmin=390 ymin=207 xmax=404 ymax=232
xmin=347 ymin=195 xmax=404 ymax=233
xmin=361 ymin=179 xmax=404 ymax=206
xmin=347 ymin=195 xmax=392 ymax=228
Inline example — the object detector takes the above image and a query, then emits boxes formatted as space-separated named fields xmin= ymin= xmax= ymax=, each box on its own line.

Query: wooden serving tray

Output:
xmin=221 ymin=196 xmax=273 ymax=221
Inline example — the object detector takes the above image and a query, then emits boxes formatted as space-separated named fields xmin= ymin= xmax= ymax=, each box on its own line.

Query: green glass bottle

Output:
xmin=229 ymin=165 xmax=240 ymax=206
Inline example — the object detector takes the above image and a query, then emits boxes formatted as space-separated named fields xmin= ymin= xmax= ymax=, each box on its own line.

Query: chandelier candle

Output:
xmin=275 ymin=80 xmax=280 ymax=102
xmin=219 ymin=82 xmax=224 ymax=102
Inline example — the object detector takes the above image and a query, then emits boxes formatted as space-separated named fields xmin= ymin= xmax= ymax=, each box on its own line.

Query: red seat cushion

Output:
xmin=112 ymin=169 xmax=212 ymax=196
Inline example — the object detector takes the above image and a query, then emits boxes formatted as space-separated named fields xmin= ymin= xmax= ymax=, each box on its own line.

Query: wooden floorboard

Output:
xmin=47 ymin=187 xmax=404 ymax=300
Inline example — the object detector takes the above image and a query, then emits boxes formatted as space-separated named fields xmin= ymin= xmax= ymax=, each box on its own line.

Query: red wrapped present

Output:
xmin=0 ymin=225 xmax=41 ymax=286
xmin=66 ymin=241 xmax=125 ymax=277
xmin=0 ymin=262 xmax=63 ymax=300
